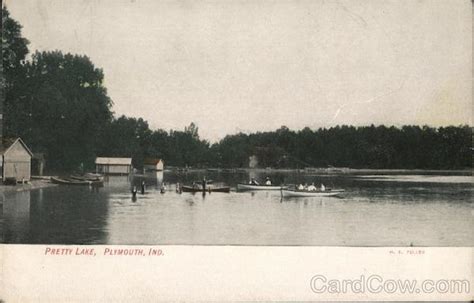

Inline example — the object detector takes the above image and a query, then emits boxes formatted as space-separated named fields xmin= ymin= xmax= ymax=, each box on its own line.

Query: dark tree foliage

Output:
xmin=212 ymin=125 xmax=472 ymax=169
xmin=24 ymin=51 xmax=113 ymax=170
xmin=4 ymin=49 xmax=113 ymax=171
xmin=97 ymin=116 xmax=148 ymax=166
xmin=1 ymin=7 xmax=28 ymax=80
xmin=98 ymin=118 xmax=211 ymax=169
xmin=1 ymin=7 xmax=30 ymax=138
xmin=2 ymin=7 xmax=114 ymax=171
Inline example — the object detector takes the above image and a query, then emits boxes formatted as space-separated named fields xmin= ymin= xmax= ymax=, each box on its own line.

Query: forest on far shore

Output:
xmin=2 ymin=8 xmax=472 ymax=172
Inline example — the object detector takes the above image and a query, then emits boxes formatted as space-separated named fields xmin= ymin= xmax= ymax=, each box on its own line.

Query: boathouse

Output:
xmin=95 ymin=157 xmax=132 ymax=175
xmin=0 ymin=138 xmax=33 ymax=183
xmin=143 ymin=158 xmax=164 ymax=171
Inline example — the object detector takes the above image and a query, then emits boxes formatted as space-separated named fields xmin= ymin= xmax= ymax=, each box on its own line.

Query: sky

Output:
xmin=6 ymin=0 xmax=473 ymax=141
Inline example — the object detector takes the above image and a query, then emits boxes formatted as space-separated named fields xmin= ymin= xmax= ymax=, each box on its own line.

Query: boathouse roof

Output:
xmin=95 ymin=157 xmax=132 ymax=165
xmin=143 ymin=158 xmax=163 ymax=165
xmin=0 ymin=137 xmax=33 ymax=157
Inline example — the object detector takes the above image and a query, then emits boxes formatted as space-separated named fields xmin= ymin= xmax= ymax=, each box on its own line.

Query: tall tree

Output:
xmin=1 ymin=6 xmax=30 ymax=138
xmin=24 ymin=51 xmax=113 ymax=170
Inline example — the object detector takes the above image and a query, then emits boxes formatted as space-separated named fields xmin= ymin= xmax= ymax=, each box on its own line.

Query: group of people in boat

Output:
xmin=249 ymin=177 xmax=273 ymax=186
xmin=191 ymin=178 xmax=208 ymax=190
xmin=297 ymin=182 xmax=326 ymax=191
xmin=248 ymin=177 xmax=326 ymax=191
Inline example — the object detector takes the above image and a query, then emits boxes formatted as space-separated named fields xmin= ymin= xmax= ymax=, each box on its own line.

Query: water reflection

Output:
xmin=130 ymin=171 xmax=164 ymax=188
xmin=1 ymin=171 xmax=473 ymax=246
xmin=1 ymin=186 xmax=110 ymax=244
xmin=104 ymin=175 xmax=131 ymax=187
xmin=3 ymin=191 xmax=31 ymax=243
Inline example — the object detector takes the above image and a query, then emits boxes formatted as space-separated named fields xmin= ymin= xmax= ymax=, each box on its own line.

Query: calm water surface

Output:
xmin=1 ymin=171 xmax=472 ymax=246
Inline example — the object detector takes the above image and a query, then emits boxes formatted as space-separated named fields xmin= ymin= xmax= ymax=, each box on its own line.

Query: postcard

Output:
xmin=1 ymin=0 xmax=472 ymax=301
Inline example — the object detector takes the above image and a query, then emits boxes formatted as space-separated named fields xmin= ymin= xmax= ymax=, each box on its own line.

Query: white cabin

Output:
xmin=1 ymin=138 xmax=33 ymax=182
xmin=143 ymin=158 xmax=164 ymax=171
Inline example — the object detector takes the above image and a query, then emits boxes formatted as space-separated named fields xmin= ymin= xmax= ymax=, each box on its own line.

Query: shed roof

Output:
xmin=95 ymin=157 xmax=132 ymax=165
xmin=144 ymin=158 xmax=163 ymax=165
xmin=0 ymin=137 xmax=34 ymax=157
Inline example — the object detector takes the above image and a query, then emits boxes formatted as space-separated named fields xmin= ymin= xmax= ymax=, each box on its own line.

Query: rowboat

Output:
xmin=70 ymin=174 xmax=104 ymax=182
xmin=181 ymin=185 xmax=231 ymax=193
xmin=191 ymin=179 xmax=214 ymax=184
xmin=237 ymin=183 xmax=287 ymax=191
xmin=51 ymin=177 xmax=104 ymax=187
xmin=281 ymin=189 xmax=345 ymax=198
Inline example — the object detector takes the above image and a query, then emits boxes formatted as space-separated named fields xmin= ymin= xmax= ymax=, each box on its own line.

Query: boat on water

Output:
xmin=70 ymin=173 xmax=104 ymax=182
xmin=281 ymin=189 xmax=345 ymax=198
xmin=237 ymin=183 xmax=287 ymax=191
xmin=181 ymin=185 xmax=230 ymax=193
xmin=51 ymin=176 xmax=104 ymax=186
xmin=190 ymin=179 xmax=213 ymax=184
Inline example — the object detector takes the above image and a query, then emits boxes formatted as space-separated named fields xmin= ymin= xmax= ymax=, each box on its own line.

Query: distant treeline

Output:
xmin=213 ymin=125 xmax=472 ymax=169
xmin=2 ymin=8 xmax=472 ymax=171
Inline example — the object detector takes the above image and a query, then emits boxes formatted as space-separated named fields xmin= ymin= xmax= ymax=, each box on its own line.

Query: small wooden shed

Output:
xmin=143 ymin=158 xmax=164 ymax=171
xmin=95 ymin=157 xmax=132 ymax=175
xmin=0 ymin=138 xmax=33 ymax=182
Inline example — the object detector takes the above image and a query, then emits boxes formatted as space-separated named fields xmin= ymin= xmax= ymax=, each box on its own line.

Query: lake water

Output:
xmin=1 ymin=171 xmax=472 ymax=246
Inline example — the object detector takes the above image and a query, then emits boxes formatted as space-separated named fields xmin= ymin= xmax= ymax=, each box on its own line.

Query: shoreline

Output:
xmin=1 ymin=168 xmax=469 ymax=195
xmin=166 ymin=167 xmax=472 ymax=176
xmin=0 ymin=179 xmax=57 ymax=195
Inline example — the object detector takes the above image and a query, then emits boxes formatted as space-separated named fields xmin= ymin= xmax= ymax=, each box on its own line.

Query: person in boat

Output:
xmin=320 ymin=183 xmax=326 ymax=191
xmin=265 ymin=177 xmax=272 ymax=185
xmin=192 ymin=181 xmax=198 ymax=189
xmin=307 ymin=183 xmax=317 ymax=191
xmin=297 ymin=183 xmax=304 ymax=190
xmin=303 ymin=183 xmax=308 ymax=190
xmin=249 ymin=178 xmax=259 ymax=185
